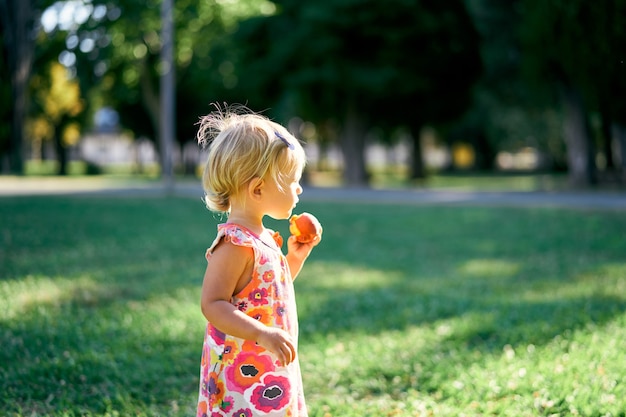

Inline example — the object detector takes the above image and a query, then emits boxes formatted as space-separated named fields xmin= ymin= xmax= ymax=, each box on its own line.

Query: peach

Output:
xmin=289 ymin=212 xmax=322 ymax=243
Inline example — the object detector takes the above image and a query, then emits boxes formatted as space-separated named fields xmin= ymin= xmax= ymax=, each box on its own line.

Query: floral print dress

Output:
xmin=197 ymin=223 xmax=307 ymax=417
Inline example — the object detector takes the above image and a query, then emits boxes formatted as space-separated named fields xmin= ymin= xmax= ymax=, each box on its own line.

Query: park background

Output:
xmin=2 ymin=0 xmax=626 ymax=187
xmin=2 ymin=1 xmax=626 ymax=416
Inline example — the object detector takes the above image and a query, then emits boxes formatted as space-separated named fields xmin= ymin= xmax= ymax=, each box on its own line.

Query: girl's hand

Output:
xmin=287 ymin=234 xmax=321 ymax=261
xmin=286 ymin=234 xmax=321 ymax=279
xmin=256 ymin=326 xmax=297 ymax=366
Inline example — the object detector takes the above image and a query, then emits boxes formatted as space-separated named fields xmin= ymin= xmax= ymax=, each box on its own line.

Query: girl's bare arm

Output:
xmin=285 ymin=234 xmax=321 ymax=280
xmin=200 ymin=241 xmax=296 ymax=365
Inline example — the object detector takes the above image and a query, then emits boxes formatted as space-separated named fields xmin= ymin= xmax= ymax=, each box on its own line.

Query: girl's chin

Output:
xmin=268 ymin=211 xmax=292 ymax=221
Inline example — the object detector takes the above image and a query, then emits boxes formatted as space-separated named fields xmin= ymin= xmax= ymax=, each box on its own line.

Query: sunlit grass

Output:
xmin=1 ymin=194 xmax=625 ymax=416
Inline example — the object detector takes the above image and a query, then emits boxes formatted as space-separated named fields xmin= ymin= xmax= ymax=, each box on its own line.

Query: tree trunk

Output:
xmin=562 ymin=87 xmax=596 ymax=187
xmin=139 ymin=56 xmax=161 ymax=144
xmin=160 ymin=0 xmax=175 ymax=188
xmin=53 ymin=115 xmax=70 ymax=175
xmin=53 ymin=126 xmax=68 ymax=176
xmin=316 ymin=120 xmax=337 ymax=171
xmin=0 ymin=0 xmax=34 ymax=174
xmin=408 ymin=125 xmax=426 ymax=179
xmin=339 ymin=104 xmax=368 ymax=186
xmin=600 ymin=105 xmax=615 ymax=169
xmin=472 ymin=129 xmax=495 ymax=170
xmin=613 ymin=123 xmax=626 ymax=182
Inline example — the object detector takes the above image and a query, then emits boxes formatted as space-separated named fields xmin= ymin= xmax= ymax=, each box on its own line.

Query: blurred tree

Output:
xmin=0 ymin=0 xmax=39 ymax=173
xmin=520 ymin=0 xmax=626 ymax=186
xmin=29 ymin=62 xmax=84 ymax=175
xmin=229 ymin=0 xmax=482 ymax=184
xmin=2 ymin=0 xmax=96 ymax=174
xmin=0 ymin=26 xmax=11 ymax=168
xmin=461 ymin=0 xmax=522 ymax=170
xmin=459 ymin=0 xmax=566 ymax=172
xmin=32 ymin=0 xmax=273 ymax=176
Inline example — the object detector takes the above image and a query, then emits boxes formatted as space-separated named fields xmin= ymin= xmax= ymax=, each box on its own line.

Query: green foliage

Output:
xmin=1 ymin=194 xmax=625 ymax=416
xmin=0 ymin=31 xmax=11 ymax=152
xmin=227 ymin=0 xmax=483 ymax=182
xmin=232 ymin=0 xmax=482 ymax=129
xmin=460 ymin=0 xmax=562 ymax=168
xmin=39 ymin=0 xmax=274 ymax=143
xmin=519 ymin=0 xmax=626 ymax=123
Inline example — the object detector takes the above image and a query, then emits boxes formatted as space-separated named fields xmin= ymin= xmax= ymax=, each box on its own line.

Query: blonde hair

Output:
xmin=197 ymin=104 xmax=306 ymax=213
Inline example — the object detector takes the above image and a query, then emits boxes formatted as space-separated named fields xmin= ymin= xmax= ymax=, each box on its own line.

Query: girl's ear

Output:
xmin=248 ymin=177 xmax=264 ymax=200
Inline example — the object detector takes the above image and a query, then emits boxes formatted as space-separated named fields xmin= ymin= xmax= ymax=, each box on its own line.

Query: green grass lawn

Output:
xmin=1 ymin=194 xmax=625 ymax=416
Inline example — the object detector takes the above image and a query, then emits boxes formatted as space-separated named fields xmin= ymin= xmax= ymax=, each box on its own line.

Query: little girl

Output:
xmin=195 ymin=105 xmax=320 ymax=417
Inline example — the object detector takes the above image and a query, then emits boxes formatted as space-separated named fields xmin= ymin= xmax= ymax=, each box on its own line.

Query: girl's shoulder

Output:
xmin=205 ymin=223 xmax=256 ymax=261
xmin=206 ymin=223 xmax=282 ymax=261
xmin=216 ymin=223 xmax=257 ymax=247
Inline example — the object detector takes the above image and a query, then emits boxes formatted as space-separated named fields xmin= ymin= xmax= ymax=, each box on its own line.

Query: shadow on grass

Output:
xmin=293 ymin=200 xmax=626 ymax=384
xmin=0 ymin=281 xmax=202 ymax=415
xmin=297 ymin=264 xmax=626 ymax=349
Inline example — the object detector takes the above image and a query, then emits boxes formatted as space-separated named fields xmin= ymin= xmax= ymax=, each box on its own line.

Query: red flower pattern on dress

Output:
xmin=207 ymin=372 xmax=225 ymax=407
xmin=248 ymin=287 xmax=269 ymax=306
xmin=272 ymin=231 xmax=283 ymax=248
xmin=209 ymin=325 xmax=226 ymax=345
xmin=248 ymin=306 xmax=272 ymax=323
xmin=242 ymin=339 xmax=264 ymax=355
xmin=246 ymin=373 xmax=291 ymax=413
xmin=220 ymin=396 xmax=234 ymax=413
xmin=262 ymin=270 xmax=275 ymax=282
xmin=198 ymin=399 xmax=208 ymax=417
xmin=273 ymin=302 xmax=286 ymax=327
xmin=231 ymin=409 xmax=252 ymax=417
xmin=225 ymin=351 xmax=275 ymax=393
xmin=222 ymin=339 xmax=238 ymax=365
